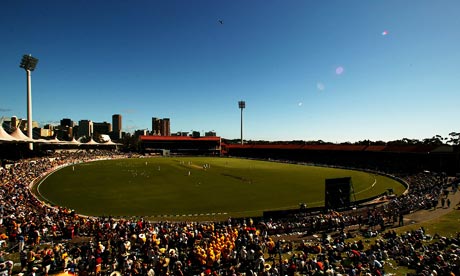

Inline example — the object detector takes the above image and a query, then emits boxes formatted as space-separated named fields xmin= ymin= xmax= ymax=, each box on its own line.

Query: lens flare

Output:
xmin=316 ymin=82 xmax=325 ymax=91
xmin=335 ymin=66 xmax=344 ymax=75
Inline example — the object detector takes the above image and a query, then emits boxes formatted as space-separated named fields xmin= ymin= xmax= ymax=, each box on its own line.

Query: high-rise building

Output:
xmin=152 ymin=117 xmax=160 ymax=135
xmin=162 ymin=118 xmax=170 ymax=136
xmin=10 ymin=116 xmax=18 ymax=131
xmin=37 ymin=125 xmax=54 ymax=138
xmin=18 ymin=120 xmax=39 ymax=132
xmin=173 ymin=131 xmax=189 ymax=137
xmin=56 ymin=118 xmax=74 ymax=140
xmin=60 ymin=118 xmax=74 ymax=128
xmin=78 ymin=120 xmax=93 ymax=139
xmin=0 ymin=117 xmax=17 ymax=132
xmin=112 ymin=114 xmax=122 ymax=140
xmin=134 ymin=129 xmax=149 ymax=137
xmin=152 ymin=117 xmax=170 ymax=136
xmin=93 ymin=122 xmax=112 ymax=135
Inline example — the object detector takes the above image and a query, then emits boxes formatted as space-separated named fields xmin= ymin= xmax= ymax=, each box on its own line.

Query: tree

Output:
xmin=448 ymin=132 xmax=460 ymax=145
xmin=387 ymin=138 xmax=420 ymax=146
xmin=422 ymin=135 xmax=444 ymax=145
xmin=121 ymin=133 xmax=141 ymax=152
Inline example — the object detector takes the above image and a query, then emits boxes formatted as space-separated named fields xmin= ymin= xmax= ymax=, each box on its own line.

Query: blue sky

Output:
xmin=1 ymin=1 xmax=459 ymax=142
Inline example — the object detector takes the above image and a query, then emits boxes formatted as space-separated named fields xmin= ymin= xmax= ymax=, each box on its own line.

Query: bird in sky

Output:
xmin=218 ymin=19 xmax=223 ymax=24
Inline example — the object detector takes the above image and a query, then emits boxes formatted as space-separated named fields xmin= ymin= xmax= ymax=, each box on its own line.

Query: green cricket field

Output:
xmin=35 ymin=157 xmax=405 ymax=219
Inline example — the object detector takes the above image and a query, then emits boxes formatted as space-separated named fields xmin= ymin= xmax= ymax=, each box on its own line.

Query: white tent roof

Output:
xmin=47 ymin=136 xmax=63 ymax=143
xmin=85 ymin=138 xmax=99 ymax=145
xmin=101 ymin=140 xmax=122 ymax=146
xmin=0 ymin=125 xmax=16 ymax=141
xmin=10 ymin=128 xmax=34 ymax=142
xmin=69 ymin=137 xmax=81 ymax=144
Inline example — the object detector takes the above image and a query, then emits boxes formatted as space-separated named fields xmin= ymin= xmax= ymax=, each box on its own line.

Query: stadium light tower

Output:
xmin=19 ymin=54 xmax=39 ymax=149
xmin=238 ymin=100 xmax=245 ymax=145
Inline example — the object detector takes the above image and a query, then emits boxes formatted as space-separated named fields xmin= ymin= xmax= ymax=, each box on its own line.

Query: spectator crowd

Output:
xmin=0 ymin=150 xmax=458 ymax=276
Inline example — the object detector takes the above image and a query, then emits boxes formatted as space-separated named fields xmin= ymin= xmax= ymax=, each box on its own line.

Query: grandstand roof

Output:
xmin=46 ymin=136 xmax=63 ymax=143
xmin=225 ymin=143 xmax=367 ymax=151
xmin=0 ymin=125 xmax=119 ymax=148
xmin=248 ymin=144 xmax=303 ymax=150
xmin=100 ymin=139 xmax=122 ymax=146
xmin=302 ymin=144 xmax=367 ymax=151
xmin=140 ymin=135 xmax=221 ymax=142
xmin=69 ymin=137 xmax=81 ymax=144
xmin=85 ymin=138 xmax=99 ymax=145
xmin=364 ymin=145 xmax=387 ymax=151
xmin=431 ymin=145 xmax=454 ymax=153
xmin=224 ymin=143 xmax=453 ymax=154
xmin=10 ymin=128 xmax=34 ymax=141
xmin=0 ymin=125 xmax=16 ymax=141
xmin=381 ymin=145 xmax=438 ymax=153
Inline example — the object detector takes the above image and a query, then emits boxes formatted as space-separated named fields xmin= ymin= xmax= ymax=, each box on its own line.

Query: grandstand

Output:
xmin=1 ymin=143 xmax=459 ymax=275
xmin=1 ymin=120 xmax=460 ymax=275
xmin=139 ymin=135 xmax=221 ymax=155
xmin=224 ymin=142 xmax=460 ymax=174
xmin=0 ymin=122 xmax=120 ymax=160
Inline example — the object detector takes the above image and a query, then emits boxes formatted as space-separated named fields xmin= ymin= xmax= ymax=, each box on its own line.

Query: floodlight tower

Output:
xmin=238 ymin=100 xmax=245 ymax=145
xmin=19 ymin=54 xmax=39 ymax=149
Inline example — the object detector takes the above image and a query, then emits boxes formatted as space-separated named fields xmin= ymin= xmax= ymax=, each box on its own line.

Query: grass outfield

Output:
xmin=35 ymin=157 xmax=405 ymax=219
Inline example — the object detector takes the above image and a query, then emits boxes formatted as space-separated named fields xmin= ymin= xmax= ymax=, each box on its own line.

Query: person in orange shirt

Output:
xmin=266 ymin=238 xmax=276 ymax=260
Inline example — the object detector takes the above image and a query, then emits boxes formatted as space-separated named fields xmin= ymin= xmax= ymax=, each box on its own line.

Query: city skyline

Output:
xmin=1 ymin=1 xmax=459 ymax=142
xmin=2 ymin=113 xmax=219 ymax=139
